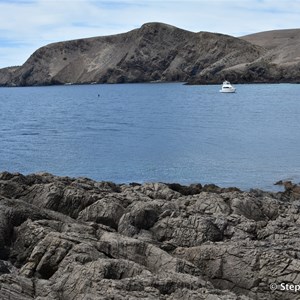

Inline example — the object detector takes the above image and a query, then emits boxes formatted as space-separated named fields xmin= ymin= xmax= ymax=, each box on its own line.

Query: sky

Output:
xmin=0 ymin=0 xmax=300 ymax=68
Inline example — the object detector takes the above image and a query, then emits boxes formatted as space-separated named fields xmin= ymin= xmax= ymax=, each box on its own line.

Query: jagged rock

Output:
xmin=118 ymin=201 xmax=161 ymax=238
xmin=152 ymin=215 xmax=223 ymax=247
xmin=1 ymin=172 xmax=300 ymax=299
xmin=77 ymin=196 xmax=125 ymax=229
xmin=121 ymin=182 xmax=182 ymax=200
xmin=174 ymin=239 xmax=300 ymax=300
xmin=167 ymin=183 xmax=202 ymax=195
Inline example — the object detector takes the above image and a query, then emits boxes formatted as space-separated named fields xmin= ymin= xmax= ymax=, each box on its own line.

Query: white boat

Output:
xmin=219 ymin=80 xmax=236 ymax=93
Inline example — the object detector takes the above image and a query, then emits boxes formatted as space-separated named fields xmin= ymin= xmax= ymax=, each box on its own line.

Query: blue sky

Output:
xmin=0 ymin=0 xmax=300 ymax=68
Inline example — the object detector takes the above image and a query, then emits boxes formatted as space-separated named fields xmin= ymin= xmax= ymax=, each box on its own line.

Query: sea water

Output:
xmin=1 ymin=83 xmax=300 ymax=191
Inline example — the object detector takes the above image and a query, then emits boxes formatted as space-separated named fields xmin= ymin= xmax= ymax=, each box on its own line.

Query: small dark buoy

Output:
xmin=98 ymin=94 xmax=100 ymax=97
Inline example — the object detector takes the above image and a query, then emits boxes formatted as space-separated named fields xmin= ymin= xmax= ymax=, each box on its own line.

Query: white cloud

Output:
xmin=0 ymin=0 xmax=300 ymax=68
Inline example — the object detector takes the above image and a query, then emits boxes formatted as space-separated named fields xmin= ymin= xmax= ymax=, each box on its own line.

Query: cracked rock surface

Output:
xmin=0 ymin=172 xmax=299 ymax=299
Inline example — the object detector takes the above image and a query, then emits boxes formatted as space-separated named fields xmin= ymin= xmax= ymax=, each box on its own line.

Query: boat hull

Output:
xmin=220 ymin=80 xmax=236 ymax=93
xmin=220 ymin=88 xmax=236 ymax=93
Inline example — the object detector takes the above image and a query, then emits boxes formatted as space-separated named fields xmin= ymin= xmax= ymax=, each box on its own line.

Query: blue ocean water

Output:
xmin=0 ymin=83 xmax=300 ymax=191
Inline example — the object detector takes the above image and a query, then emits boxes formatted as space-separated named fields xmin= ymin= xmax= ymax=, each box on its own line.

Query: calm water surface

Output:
xmin=1 ymin=83 xmax=300 ymax=191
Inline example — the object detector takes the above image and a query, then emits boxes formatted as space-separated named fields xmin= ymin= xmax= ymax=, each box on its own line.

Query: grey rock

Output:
xmin=1 ymin=172 xmax=300 ymax=299
xmin=152 ymin=215 xmax=223 ymax=247
xmin=78 ymin=195 xmax=125 ymax=229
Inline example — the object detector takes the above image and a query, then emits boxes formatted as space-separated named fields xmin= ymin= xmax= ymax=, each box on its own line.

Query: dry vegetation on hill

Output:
xmin=2 ymin=23 xmax=300 ymax=86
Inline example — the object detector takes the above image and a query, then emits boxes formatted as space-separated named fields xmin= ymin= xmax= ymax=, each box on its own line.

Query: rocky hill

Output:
xmin=0 ymin=22 xmax=265 ymax=86
xmin=0 ymin=23 xmax=300 ymax=86
xmin=242 ymin=29 xmax=300 ymax=63
xmin=239 ymin=29 xmax=300 ymax=83
xmin=1 ymin=171 xmax=300 ymax=299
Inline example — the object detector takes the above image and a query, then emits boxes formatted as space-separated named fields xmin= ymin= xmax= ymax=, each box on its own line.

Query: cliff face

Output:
xmin=0 ymin=23 xmax=300 ymax=86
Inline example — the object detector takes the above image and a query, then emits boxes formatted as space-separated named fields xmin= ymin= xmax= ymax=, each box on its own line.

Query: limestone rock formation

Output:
xmin=0 ymin=171 xmax=299 ymax=299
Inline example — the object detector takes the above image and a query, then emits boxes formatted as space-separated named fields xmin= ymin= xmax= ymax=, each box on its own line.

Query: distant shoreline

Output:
xmin=1 ymin=23 xmax=300 ymax=87
xmin=1 ymin=80 xmax=300 ymax=88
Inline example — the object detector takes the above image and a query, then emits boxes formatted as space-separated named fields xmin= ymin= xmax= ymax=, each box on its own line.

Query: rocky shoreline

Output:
xmin=1 ymin=172 xmax=300 ymax=299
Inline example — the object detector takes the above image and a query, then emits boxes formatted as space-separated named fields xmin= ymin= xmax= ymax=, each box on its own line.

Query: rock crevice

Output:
xmin=0 ymin=172 xmax=299 ymax=299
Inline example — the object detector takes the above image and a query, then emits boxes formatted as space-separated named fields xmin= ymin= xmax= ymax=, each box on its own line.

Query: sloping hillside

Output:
xmin=1 ymin=23 xmax=300 ymax=86
xmin=239 ymin=29 xmax=300 ymax=83
xmin=242 ymin=28 xmax=300 ymax=64
xmin=0 ymin=22 xmax=265 ymax=86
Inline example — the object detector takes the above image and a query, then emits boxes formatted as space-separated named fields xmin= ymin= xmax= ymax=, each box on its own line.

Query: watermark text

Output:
xmin=270 ymin=283 xmax=300 ymax=292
